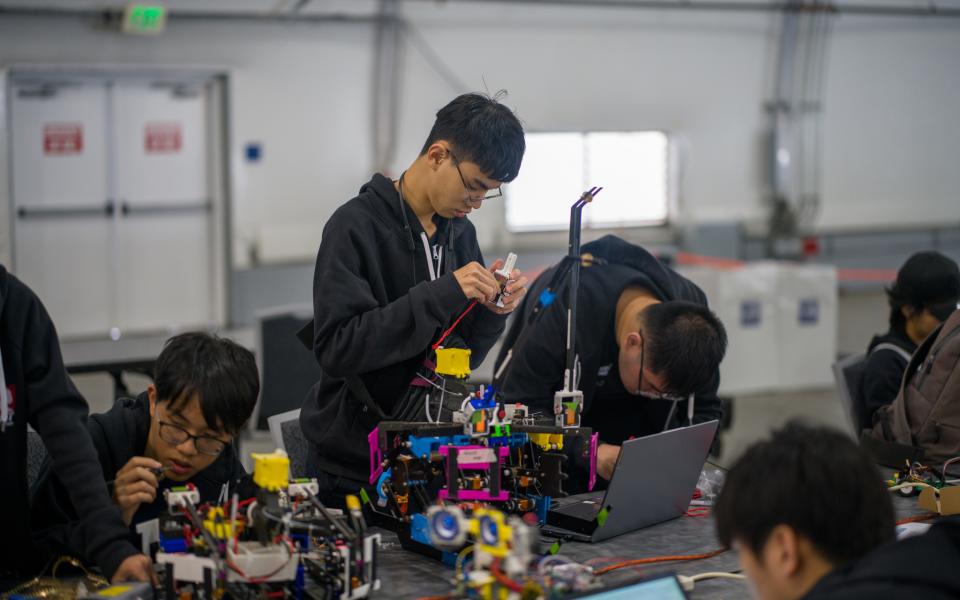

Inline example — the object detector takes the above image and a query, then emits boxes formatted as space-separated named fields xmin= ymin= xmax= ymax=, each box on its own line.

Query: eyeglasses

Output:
xmin=636 ymin=332 xmax=687 ymax=403
xmin=450 ymin=152 xmax=502 ymax=203
xmin=157 ymin=419 xmax=228 ymax=456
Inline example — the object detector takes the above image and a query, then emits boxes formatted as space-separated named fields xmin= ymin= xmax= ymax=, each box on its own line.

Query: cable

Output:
xmin=432 ymin=300 xmax=479 ymax=350
xmin=490 ymin=558 xmax=524 ymax=593
xmin=887 ymin=481 xmax=938 ymax=494
xmin=896 ymin=513 xmax=939 ymax=525
xmin=677 ymin=571 xmax=747 ymax=592
xmin=593 ymin=548 xmax=726 ymax=575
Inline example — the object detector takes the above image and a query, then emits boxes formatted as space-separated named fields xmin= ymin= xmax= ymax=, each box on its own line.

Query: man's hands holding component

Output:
xmin=112 ymin=456 xmax=163 ymax=525
xmin=453 ymin=258 xmax=528 ymax=315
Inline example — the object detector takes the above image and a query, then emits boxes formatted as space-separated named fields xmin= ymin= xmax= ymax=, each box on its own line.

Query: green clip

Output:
xmin=359 ymin=487 xmax=371 ymax=506
xmin=548 ymin=541 xmax=562 ymax=555
xmin=597 ymin=506 xmax=611 ymax=527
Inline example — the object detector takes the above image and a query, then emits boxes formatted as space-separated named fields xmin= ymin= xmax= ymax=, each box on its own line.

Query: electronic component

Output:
xmin=493 ymin=252 xmax=518 ymax=308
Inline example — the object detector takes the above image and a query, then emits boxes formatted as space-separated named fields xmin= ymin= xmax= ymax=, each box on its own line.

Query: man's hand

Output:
xmin=112 ymin=456 xmax=162 ymax=525
xmin=481 ymin=258 xmax=529 ymax=316
xmin=453 ymin=261 xmax=500 ymax=303
xmin=597 ymin=443 xmax=621 ymax=481
xmin=112 ymin=554 xmax=157 ymax=585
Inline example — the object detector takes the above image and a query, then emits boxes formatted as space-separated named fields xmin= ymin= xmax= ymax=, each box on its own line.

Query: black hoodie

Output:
xmin=862 ymin=328 xmax=916 ymax=425
xmin=31 ymin=392 xmax=248 ymax=558
xmin=300 ymin=174 xmax=507 ymax=481
xmin=802 ymin=517 xmax=960 ymax=599
xmin=494 ymin=236 xmax=722 ymax=445
xmin=0 ymin=266 xmax=136 ymax=581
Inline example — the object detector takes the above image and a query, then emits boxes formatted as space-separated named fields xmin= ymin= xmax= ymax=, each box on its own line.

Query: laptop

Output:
xmin=543 ymin=420 xmax=719 ymax=542
xmin=570 ymin=573 xmax=689 ymax=599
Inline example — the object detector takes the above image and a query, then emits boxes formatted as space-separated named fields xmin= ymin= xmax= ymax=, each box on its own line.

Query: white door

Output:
xmin=10 ymin=75 xmax=224 ymax=339
xmin=11 ymin=80 xmax=114 ymax=337
xmin=113 ymin=81 xmax=215 ymax=332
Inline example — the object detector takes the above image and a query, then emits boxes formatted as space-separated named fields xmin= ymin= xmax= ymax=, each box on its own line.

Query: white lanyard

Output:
xmin=0 ymin=344 xmax=8 ymax=432
xmin=419 ymin=231 xmax=443 ymax=282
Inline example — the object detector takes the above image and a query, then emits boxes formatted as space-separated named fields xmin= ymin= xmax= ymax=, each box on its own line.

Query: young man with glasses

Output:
xmin=299 ymin=93 xmax=528 ymax=507
xmin=32 ymin=332 xmax=259 ymax=557
xmin=495 ymin=235 xmax=727 ymax=482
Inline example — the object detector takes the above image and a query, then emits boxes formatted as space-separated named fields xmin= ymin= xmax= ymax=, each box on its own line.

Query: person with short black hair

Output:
xmin=495 ymin=235 xmax=727 ymax=481
xmin=862 ymin=251 xmax=960 ymax=426
xmin=31 ymin=332 xmax=259 ymax=558
xmin=299 ymin=93 xmax=529 ymax=507
xmin=713 ymin=422 xmax=895 ymax=600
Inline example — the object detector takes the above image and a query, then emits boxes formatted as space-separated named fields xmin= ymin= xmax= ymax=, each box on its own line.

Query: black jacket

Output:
xmin=31 ymin=392 xmax=247 ymax=558
xmin=802 ymin=517 xmax=960 ymax=599
xmin=494 ymin=236 xmax=722 ymax=444
xmin=300 ymin=173 xmax=506 ymax=481
xmin=0 ymin=266 xmax=136 ymax=581
xmin=862 ymin=329 xmax=916 ymax=425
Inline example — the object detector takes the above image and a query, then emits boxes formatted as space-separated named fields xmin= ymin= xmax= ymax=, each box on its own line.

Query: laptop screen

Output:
xmin=575 ymin=574 xmax=688 ymax=599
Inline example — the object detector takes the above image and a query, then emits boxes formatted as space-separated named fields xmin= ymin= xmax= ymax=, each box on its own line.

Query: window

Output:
xmin=505 ymin=131 xmax=670 ymax=232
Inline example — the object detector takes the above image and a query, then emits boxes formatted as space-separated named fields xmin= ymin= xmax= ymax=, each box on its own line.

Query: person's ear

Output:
xmin=765 ymin=524 xmax=802 ymax=579
xmin=147 ymin=384 xmax=157 ymax=418
xmin=426 ymin=143 xmax=448 ymax=170
xmin=625 ymin=331 xmax=643 ymax=350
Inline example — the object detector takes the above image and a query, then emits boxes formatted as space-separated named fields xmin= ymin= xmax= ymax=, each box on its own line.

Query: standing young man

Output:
xmin=0 ymin=266 xmax=151 ymax=586
xmin=300 ymin=93 xmax=528 ymax=506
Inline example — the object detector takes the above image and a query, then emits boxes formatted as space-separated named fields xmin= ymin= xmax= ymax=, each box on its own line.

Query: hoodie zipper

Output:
xmin=916 ymin=322 xmax=960 ymax=389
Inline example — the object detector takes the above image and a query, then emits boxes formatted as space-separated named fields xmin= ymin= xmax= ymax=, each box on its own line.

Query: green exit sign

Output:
xmin=123 ymin=4 xmax=167 ymax=34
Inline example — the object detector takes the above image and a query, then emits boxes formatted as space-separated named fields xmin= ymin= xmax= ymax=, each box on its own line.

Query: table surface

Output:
xmin=60 ymin=328 xmax=255 ymax=372
xmin=374 ymin=481 xmax=931 ymax=600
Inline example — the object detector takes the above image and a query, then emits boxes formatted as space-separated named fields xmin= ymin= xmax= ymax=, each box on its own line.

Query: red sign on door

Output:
xmin=43 ymin=123 xmax=83 ymax=155
xmin=144 ymin=122 xmax=182 ymax=154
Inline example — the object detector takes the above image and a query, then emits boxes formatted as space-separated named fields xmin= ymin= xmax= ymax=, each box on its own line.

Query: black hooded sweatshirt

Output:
xmin=494 ymin=236 xmax=722 ymax=446
xmin=802 ymin=516 xmax=960 ymax=599
xmin=30 ymin=392 xmax=248 ymax=558
xmin=0 ymin=266 xmax=136 ymax=582
xmin=300 ymin=173 xmax=507 ymax=481
xmin=861 ymin=328 xmax=916 ymax=426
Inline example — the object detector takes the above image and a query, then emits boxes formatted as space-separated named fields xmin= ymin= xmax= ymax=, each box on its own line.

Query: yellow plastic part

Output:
xmin=528 ymin=433 xmax=564 ymax=451
xmin=252 ymin=450 xmax=290 ymax=492
xmin=470 ymin=508 xmax=512 ymax=559
xmin=346 ymin=495 xmax=361 ymax=511
xmin=203 ymin=506 xmax=239 ymax=540
xmin=435 ymin=347 xmax=472 ymax=379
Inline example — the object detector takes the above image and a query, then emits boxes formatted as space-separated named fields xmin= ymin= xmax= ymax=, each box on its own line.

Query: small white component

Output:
xmin=494 ymin=252 xmax=518 ymax=308
xmin=164 ymin=486 xmax=200 ymax=514
xmin=288 ymin=478 xmax=320 ymax=499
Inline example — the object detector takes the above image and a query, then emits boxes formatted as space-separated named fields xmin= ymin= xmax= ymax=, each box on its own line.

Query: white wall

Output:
xmin=1 ymin=4 xmax=958 ymax=270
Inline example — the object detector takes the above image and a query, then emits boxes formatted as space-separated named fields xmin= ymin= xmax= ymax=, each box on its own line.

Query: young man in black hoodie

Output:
xmin=0 ymin=266 xmax=151 ymax=587
xmin=300 ymin=93 xmax=528 ymax=506
xmin=714 ymin=422 xmax=960 ymax=600
xmin=32 ymin=332 xmax=258 ymax=558
xmin=494 ymin=235 xmax=727 ymax=480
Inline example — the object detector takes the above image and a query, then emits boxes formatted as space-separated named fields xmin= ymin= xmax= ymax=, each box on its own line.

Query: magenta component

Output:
xmin=589 ymin=432 xmax=599 ymax=492
xmin=368 ymin=426 xmax=382 ymax=485
xmin=438 ymin=489 xmax=509 ymax=502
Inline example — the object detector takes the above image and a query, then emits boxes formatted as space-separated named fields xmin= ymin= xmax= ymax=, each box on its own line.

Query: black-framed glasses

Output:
xmin=450 ymin=152 xmax=502 ymax=202
xmin=636 ymin=332 xmax=687 ymax=403
xmin=157 ymin=419 xmax=228 ymax=456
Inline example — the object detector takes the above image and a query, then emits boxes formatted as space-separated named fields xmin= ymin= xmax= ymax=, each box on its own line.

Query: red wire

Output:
xmin=490 ymin=558 xmax=524 ymax=593
xmin=432 ymin=300 xmax=478 ymax=350
xmin=593 ymin=548 xmax=726 ymax=575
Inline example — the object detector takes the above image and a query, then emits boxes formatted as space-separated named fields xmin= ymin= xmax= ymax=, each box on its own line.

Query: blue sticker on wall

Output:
xmin=245 ymin=142 xmax=262 ymax=162
xmin=740 ymin=300 xmax=761 ymax=327
xmin=798 ymin=298 xmax=819 ymax=326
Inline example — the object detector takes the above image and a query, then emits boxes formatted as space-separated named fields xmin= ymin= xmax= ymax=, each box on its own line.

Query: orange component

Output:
xmin=397 ymin=494 xmax=409 ymax=515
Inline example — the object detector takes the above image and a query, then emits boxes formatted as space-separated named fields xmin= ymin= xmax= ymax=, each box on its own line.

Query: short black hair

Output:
xmin=714 ymin=422 xmax=895 ymax=565
xmin=887 ymin=251 xmax=960 ymax=330
xmin=641 ymin=301 xmax=727 ymax=396
xmin=154 ymin=332 xmax=259 ymax=436
xmin=420 ymin=92 xmax=525 ymax=182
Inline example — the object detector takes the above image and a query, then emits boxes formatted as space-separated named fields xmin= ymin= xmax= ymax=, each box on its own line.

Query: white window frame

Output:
xmin=504 ymin=130 xmax=673 ymax=233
